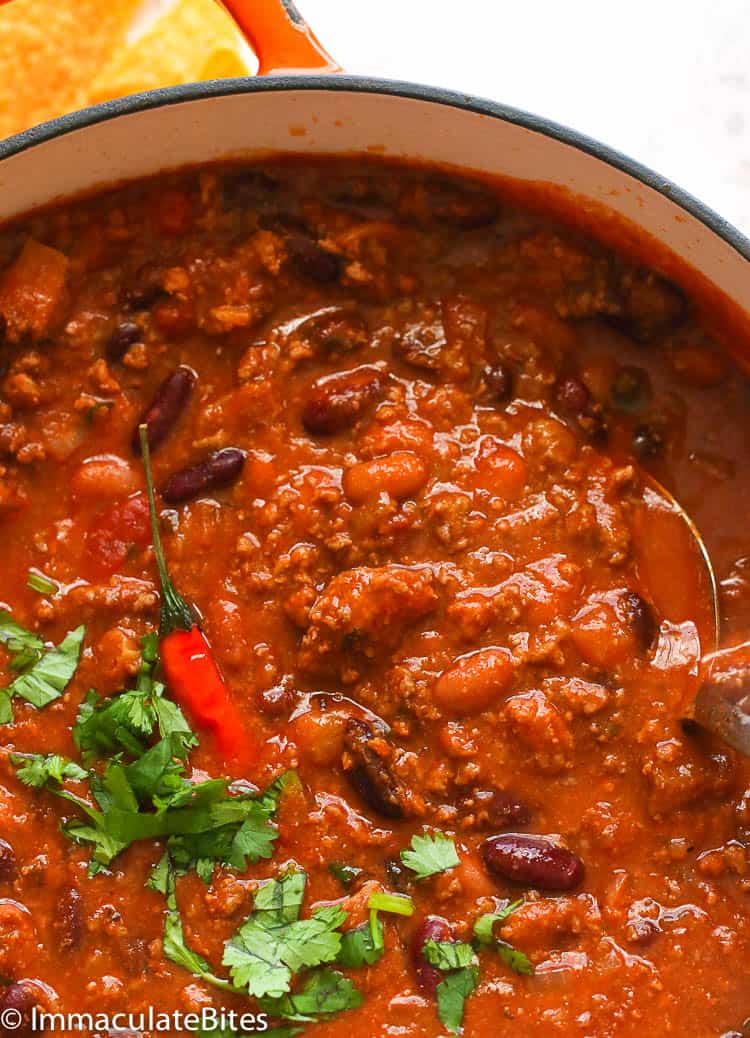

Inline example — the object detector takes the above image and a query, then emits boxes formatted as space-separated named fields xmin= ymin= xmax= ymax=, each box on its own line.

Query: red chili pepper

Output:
xmin=139 ymin=424 xmax=250 ymax=765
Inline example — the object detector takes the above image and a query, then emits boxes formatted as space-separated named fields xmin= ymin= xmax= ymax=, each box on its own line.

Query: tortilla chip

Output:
xmin=88 ymin=0 xmax=252 ymax=105
xmin=0 ymin=0 xmax=143 ymax=138
xmin=0 ymin=0 xmax=253 ymax=140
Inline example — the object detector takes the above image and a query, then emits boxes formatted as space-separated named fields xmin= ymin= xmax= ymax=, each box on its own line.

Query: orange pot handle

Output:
xmin=221 ymin=0 xmax=341 ymax=75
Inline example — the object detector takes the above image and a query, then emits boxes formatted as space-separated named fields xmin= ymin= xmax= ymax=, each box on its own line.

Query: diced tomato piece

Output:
xmin=0 ymin=238 xmax=69 ymax=341
xmin=83 ymin=492 xmax=151 ymax=578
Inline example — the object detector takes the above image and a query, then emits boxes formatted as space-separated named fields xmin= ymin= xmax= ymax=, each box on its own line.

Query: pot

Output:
xmin=0 ymin=0 xmax=748 ymax=339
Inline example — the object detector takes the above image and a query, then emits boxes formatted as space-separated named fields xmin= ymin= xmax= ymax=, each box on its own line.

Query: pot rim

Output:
xmin=1 ymin=72 xmax=749 ymax=263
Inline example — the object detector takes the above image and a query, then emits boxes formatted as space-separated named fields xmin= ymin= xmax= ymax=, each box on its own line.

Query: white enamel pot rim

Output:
xmin=0 ymin=74 xmax=748 ymax=320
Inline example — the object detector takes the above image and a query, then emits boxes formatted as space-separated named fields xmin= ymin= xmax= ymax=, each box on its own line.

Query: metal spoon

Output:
xmin=642 ymin=474 xmax=750 ymax=756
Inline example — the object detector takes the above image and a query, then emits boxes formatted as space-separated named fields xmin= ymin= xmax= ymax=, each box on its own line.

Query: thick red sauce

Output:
xmin=0 ymin=159 xmax=748 ymax=1038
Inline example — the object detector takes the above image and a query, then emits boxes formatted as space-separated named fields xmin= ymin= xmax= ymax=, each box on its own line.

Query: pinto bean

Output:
xmin=482 ymin=833 xmax=585 ymax=891
xmin=132 ymin=365 xmax=196 ymax=453
xmin=343 ymin=717 xmax=406 ymax=819
xmin=411 ymin=916 xmax=452 ymax=996
xmin=0 ymin=980 xmax=55 ymax=1038
xmin=286 ymin=235 xmax=343 ymax=283
xmin=56 ymin=887 xmax=83 ymax=951
xmin=161 ymin=447 xmax=246 ymax=504
xmin=302 ymin=366 xmax=385 ymax=436
xmin=72 ymin=455 xmax=139 ymax=500
xmin=106 ymin=320 xmax=141 ymax=362
xmin=458 ymin=789 xmax=531 ymax=831
xmin=0 ymin=841 xmax=16 ymax=883
xmin=343 ymin=451 xmax=428 ymax=503
xmin=433 ymin=648 xmax=515 ymax=716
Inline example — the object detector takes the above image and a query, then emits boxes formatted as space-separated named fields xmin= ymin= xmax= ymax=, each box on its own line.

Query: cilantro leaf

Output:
xmin=0 ymin=614 xmax=84 ymax=722
xmin=423 ymin=940 xmax=476 ymax=972
xmin=259 ymin=969 xmax=362 ymax=1023
xmin=338 ymin=918 xmax=384 ymax=968
xmin=436 ymin=966 xmax=478 ymax=1034
xmin=328 ymin=862 xmax=363 ymax=889
xmin=400 ymin=832 xmax=460 ymax=880
xmin=472 ymin=901 xmax=533 ymax=976
xmin=12 ymin=753 xmax=88 ymax=788
xmin=162 ymin=861 xmax=235 ymax=992
xmin=223 ymin=873 xmax=347 ymax=999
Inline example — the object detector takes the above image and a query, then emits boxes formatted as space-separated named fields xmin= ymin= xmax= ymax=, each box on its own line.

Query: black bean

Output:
xmin=302 ymin=366 xmax=385 ymax=436
xmin=482 ymin=833 xmax=585 ymax=890
xmin=56 ymin=886 xmax=83 ymax=951
xmin=484 ymin=362 xmax=513 ymax=403
xmin=411 ymin=916 xmax=452 ymax=997
xmin=132 ymin=365 xmax=196 ymax=454
xmin=633 ymin=422 xmax=665 ymax=459
xmin=0 ymin=980 xmax=54 ymax=1038
xmin=161 ymin=447 xmax=246 ymax=504
xmin=555 ymin=375 xmax=590 ymax=415
xmin=286 ymin=235 xmax=343 ymax=283
xmin=621 ymin=591 xmax=659 ymax=653
xmin=459 ymin=789 xmax=531 ymax=831
xmin=343 ymin=717 xmax=406 ymax=819
xmin=0 ymin=839 xmax=16 ymax=883
xmin=611 ymin=366 xmax=651 ymax=412
xmin=106 ymin=320 xmax=141 ymax=362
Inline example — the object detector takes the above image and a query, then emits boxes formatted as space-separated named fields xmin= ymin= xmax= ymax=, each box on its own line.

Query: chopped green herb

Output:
xmin=400 ymin=832 xmax=460 ymax=881
xmin=338 ymin=919 xmax=383 ymax=968
xmin=436 ymin=966 xmax=478 ymax=1034
xmin=162 ymin=861 xmax=235 ymax=992
xmin=0 ymin=691 xmax=12 ymax=725
xmin=328 ymin=861 xmax=363 ymax=889
xmin=259 ymin=969 xmax=362 ymax=1023
xmin=26 ymin=570 xmax=58 ymax=596
xmin=223 ymin=872 xmax=347 ymax=1000
xmin=473 ymin=901 xmax=533 ymax=976
xmin=423 ymin=940 xmax=477 ymax=972
xmin=367 ymin=891 xmax=414 ymax=916
xmin=11 ymin=753 xmax=88 ymax=788
xmin=0 ymin=613 xmax=83 ymax=723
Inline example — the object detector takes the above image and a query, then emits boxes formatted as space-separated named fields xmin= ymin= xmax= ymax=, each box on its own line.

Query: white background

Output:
xmin=299 ymin=0 xmax=750 ymax=236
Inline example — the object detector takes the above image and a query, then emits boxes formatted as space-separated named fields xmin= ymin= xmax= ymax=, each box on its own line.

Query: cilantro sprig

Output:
xmin=473 ymin=901 xmax=533 ymax=976
xmin=0 ymin=611 xmax=84 ymax=723
xmin=400 ymin=831 xmax=460 ymax=880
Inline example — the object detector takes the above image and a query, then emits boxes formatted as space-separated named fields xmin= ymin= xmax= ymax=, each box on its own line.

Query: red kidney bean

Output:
xmin=56 ymin=887 xmax=83 ymax=951
xmin=0 ymin=980 xmax=55 ymax=1038
xmin=161 ymin=448 xmax=246 ymax=504
xmin=612 ymin=270 xmax=686 ymax=343
xmin=106 ymin=320 xmax=141 ymax=362
xmin=412 ymin=916 xmax=452 ymax=997
xmin=124 ymin=265 xmax=168 ymax=311
xmin=132 ymin=366 xmax=196 ymax=454
xmin=0 ymin=312 xmax=6 ymax=344
xmin=343 ymin=717 xmax=406 ymax=819
xmin=621 ymin=591 xmax=659 ymax=653
xmin=302 ymin=366 xmax=385 ymax=436
xmin=286 ymin=235 xmax=343 ymax=283
xmin=256 ymin=682 xmax=295 ymax=719
xmin=0 ymin=840 xmax=16 ymax=883
xmin=482 ymin=833 xmax=585 ymax=891
xmin=459 ymin=789 xmax=531 ymax=831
